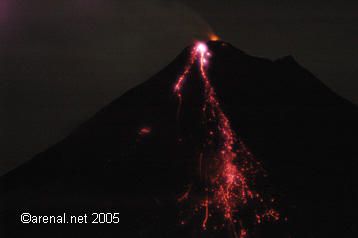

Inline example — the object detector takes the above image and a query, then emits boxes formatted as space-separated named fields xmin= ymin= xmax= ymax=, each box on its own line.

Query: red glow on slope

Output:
xmin=256 ymin=209 xmax=280 ymax=224
xmin=138 ymin=127 xmax=151 ymax=136
xmin=202 ymin=198 xmax=209 ymax=229
xmin=177 ymin=185 xmax=192 ymax=203
xmin=174 ymin=42 xmax=281 ymax=237
xmin=174 ymin=47 xmax=197 ymax=107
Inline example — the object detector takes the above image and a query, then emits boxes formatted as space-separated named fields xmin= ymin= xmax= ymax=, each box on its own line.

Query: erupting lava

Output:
xmin=174 ymin=42 xmax=281 ymax=237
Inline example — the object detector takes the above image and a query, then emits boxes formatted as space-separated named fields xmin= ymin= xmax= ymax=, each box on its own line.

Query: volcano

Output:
xmin=1 ymin=41 xmax=357 ymax=238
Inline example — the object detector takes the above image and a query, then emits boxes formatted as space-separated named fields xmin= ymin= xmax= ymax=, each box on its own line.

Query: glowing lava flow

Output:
xmin=174 ymin=42 xmax=280 ymax=237
xmin=196 ymin=43 xmax=252 ymax=225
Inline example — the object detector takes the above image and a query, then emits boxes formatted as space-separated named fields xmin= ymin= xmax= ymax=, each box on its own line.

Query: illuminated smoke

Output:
xmin=209 ymin=33 xmax=220 ymax=41
xmin=174 ymin=41 xmax=281 ymax=237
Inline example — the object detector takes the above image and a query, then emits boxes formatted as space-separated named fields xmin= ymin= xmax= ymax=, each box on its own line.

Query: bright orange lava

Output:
xmin=209 ymin=33 xmax=220 ymax=41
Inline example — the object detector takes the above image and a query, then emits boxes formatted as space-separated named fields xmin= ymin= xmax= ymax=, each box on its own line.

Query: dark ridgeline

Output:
xmin=0 ymin=41 xmax=357 ymax=237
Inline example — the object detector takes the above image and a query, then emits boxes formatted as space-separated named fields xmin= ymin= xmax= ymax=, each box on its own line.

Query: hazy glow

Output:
xmin=196 ymin=42 xmax=208 ymax=54
xmin=209 ymin=33 xmax=220 ymax=41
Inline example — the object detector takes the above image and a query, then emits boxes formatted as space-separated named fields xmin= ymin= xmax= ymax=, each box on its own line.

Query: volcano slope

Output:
xmin=1 ymin=41 xmax=357 ymax=238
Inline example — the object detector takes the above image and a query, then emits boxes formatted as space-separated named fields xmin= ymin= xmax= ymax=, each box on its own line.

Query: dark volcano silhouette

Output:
xmin=1 ymin=41 xmax=357 ymax=238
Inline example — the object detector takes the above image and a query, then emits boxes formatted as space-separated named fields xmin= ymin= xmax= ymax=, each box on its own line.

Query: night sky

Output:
xmin=1 ymin=0 xmax=357 ymax=175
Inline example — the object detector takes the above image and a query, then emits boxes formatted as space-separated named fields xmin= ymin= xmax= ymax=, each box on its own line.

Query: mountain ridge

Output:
xmin=1 ymin=41 xmax=357 ymax=238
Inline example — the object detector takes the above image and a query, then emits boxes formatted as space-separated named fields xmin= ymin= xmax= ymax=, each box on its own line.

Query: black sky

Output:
xmin=0 ymin=0 xmax=357 ymax=175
